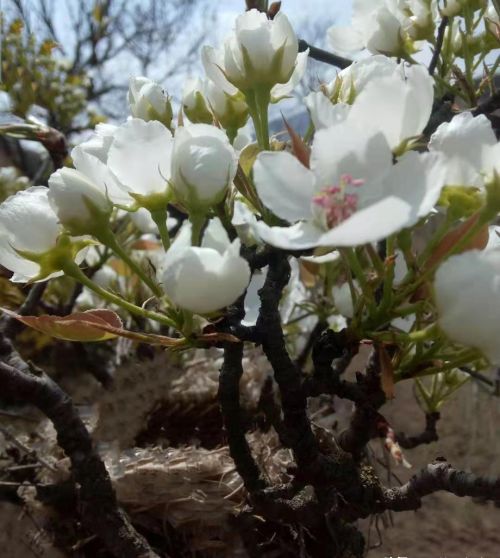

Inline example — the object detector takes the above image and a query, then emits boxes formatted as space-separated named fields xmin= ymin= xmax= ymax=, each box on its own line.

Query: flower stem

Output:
xmin=96 ymin=227 xmax=163 ymax=297
xmin=150 ymin=209 xmax=171 ymax=251
xmin=254 ymin=86 xmax=271 ymax=151
xmin=62 ymin=260 xmax=176 ymax=329
xmin=190 ymin=213 xmax=206 ymax=246
xmin=341 ymin=248 xmax=376 ymax=314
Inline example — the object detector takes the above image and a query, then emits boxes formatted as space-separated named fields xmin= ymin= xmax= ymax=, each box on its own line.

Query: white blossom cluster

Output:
xmin=0 ymin=3 xmax=499 ymax=383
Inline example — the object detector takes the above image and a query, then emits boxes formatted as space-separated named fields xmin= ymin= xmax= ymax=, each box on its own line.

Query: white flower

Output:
xmin=223 ymin=9 xmax=298 ymax=90
xmin=305 ymin=93 xmax=350 ymax=132
xmin=204 ymin=80 xmax=249 ymax=133
xmin=429 ymin=112 xmax=498 ymax=188
xmin=336 ymin=55 xmax=411 ymax=103
xmin=0 ymin=187 xmax=65 ymax=282
xmin=158 ymin=219 xmax=250 ymax=314
xmin=242 ymin=268 xmax=267 ymax=326
xmin=128 ymin=77 xmax=172 ymax=126
xmin=77 ymin=123 xmax=117 ymax=163
xmin=107 ymin=118 xmax=173 ymax=206
xmin=182 ymin=78 xmax=213 ymax=124
xmin=202 ymin=11 xmax=307 ymax=99
xmin=328 ymin=0 xmax=404 ymax=56
xmin=306 ymin=58 xmax=434 ymax=151
xmin=442 ymin=0 xmax=487 ymax=16
xmin=171 ymin=124 xmax=238 ymax=209
xmin=348 ymin=60 xmax=434 ymax=150
xmin=434 ymin=247 xmax=500 ymax=364
xmin=130 ymin=207 xmax=178 ymax=235
xmin=253 ymin=120 xmax=446 ymax=250
xmin=65 ymin=123 xmax=133 ymax=207
xmin=333 ymin=281 xmax=357 ymax=318
xmin=232 ymin=200 xmax=260 ymax=246
xmin=327 ymin=0 xmax=436 ymax=56
xmin=48 ymin=167 xmax=113 ymax=235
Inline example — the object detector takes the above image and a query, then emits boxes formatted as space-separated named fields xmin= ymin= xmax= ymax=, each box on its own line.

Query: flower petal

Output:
xmin=316 ymin=195 xmax=416 ymax=247
xmin=435 ymin=248 xmax=500 ymax=364
xmin=72 ymin=146 xmax=130 ymax=205
xmin=107 ymin=119 xmax=173 ymax=198
xmin=255 ymin=220 xmax=323 ymax=250
xmin=0 ymin=186 xmax=60 ymax=253
xmin=327 ymin=25 xmax=365 ymax=55
xmin=429 ymin=112 xmax=497 ymax=187
xmin=311 ymin=122 xmax=392 ymax=187
xmin=202 ymin=45 xmax=238 ymax=96
xmin=272 ymin=50 xmax=309 ymax=101
xmin=304 ymin=93 xmax=350 ymax=130
xmin=349 ymin=63 xmax=434 ymax=148
xmin=254 ymin=151 xmax=316 ymax=222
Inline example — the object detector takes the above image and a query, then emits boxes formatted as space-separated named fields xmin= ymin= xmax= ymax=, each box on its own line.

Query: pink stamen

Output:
xmin=311 ymin=175 xmax=365 ymax=229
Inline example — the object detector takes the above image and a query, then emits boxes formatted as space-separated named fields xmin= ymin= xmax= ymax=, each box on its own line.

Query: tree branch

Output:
xmin=257 ymin=253 xmax=323 ymax=475
xmin=397 ymin=412 xmax=440 ymax=449
xmin=0 ymin=337 xmax=160 ymax=558
xmin=428 ymin=16 xmax=448 ymax=76
xmin=473 ymin=90 xmax=500 ymax=117
xmin=219 ymin=342 xmax=267 ymax=492
xmin=382 ymin=459 xmax=500 ymax=511
xmin=337 ymin=350 xmax=386 ymax=458
xmin=298 ymin=39 xmax=352 ymax=69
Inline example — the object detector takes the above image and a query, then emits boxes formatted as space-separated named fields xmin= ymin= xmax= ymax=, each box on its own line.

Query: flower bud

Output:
xmin=0 ymin=187 xmax=86 ymax=282
xmin=434 ymin=247 xmax=500 ymax=364
xmin=158 ymin=219 xmax=250 ymax=314
xmin=48 ymin=167 xmax=113 ymax=236
xmin=128 ymin=77 xmax=173 ymax=130
xmin=222 ymin=9 xmax=299 ymax=91
xmin=204 ymin=80 xmax=249 ymax=139
xmin=171 ymin=124 xmax=238 ymax=210
xmin=441 ymin=0 xmax=487 ymax=16
xmin=182 ymin=78 xmax=213 ymax=124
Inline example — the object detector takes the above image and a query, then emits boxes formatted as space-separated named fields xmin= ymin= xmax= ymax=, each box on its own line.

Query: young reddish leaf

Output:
xmin=283 ymin=116 xmax=310 ymax=169
xmin=0 ymin=308 xmax=186 ymax=347
xmin=378 ymin=345 xmax=395 ymax=400
xmin=426 ymin=211 xmax=489 ymax=270
xmin=1 ymin=308 xmax=123 ymax=342
xmin=197 ymin=332 xmax=240 ymax=344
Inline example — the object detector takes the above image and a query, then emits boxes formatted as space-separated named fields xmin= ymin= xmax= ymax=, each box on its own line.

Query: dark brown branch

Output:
xmin=428 ymin=16 xmax=448 ymax=76
xmin=298 ymin=39 xmax=352 ymax=69
xmin=382 ymin=459 xmax=500 ymax=511
xmin=397 ymin=412 xmax=440 ymax=449
xmin=0 ymin=338 xmax=160 ymax=558
xmin=302 ymin=329 xmax=359 ymax=400
xmin=219 ymin=342 xmax=267 ymax=492
xmin=256 ymin=253 xmax=322 ymax=475
xmin=337 ymin=351 xmax=386 ymax=459
xmin=473 ymin=90 xmax=500 ymax=117
xmin=295 ymin=319 xmax=327 ymax=369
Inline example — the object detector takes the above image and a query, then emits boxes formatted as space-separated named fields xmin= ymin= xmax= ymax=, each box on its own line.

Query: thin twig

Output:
xmin=382 ymin=459 xmax=500 ymax=511
xmin=428 ymin=16 xmax=449 ymax=76
xmin=298 ymin=39 xmax=352 ymax=69
xmin=0 ymin=425 xmax=58 ymax=473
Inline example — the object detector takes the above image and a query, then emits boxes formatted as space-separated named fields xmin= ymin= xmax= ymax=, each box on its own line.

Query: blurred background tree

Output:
xmin=0 ymin=0 xmax=213 ymax=191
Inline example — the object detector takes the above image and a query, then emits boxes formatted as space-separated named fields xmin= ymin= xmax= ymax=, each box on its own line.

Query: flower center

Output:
xmin=312 ymin=174 xmax=365 ymax=229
